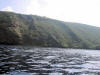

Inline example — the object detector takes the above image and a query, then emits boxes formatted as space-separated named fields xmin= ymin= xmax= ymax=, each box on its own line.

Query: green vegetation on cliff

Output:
xmin=0 ymin=11 xmax=100 ymax=49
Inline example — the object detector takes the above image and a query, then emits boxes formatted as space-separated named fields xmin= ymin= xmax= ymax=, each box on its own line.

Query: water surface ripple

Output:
xmin=0 ymin=46 xmax=100 ymax=75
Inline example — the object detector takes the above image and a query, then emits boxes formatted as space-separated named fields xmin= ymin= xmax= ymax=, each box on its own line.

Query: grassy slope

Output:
xmin=66 ymin=22 xmax=100 ymax=49
xmin=0 ymin=11 xmax=100 ymax=49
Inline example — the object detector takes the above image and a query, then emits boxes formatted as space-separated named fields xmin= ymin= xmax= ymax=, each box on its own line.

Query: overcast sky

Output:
xmin=0 ymin=0 xmax=100 ymax=27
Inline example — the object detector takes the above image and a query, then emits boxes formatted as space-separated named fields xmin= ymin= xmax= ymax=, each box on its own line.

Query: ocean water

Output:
xmin=0 ymin=46 xmax=100 ymax=75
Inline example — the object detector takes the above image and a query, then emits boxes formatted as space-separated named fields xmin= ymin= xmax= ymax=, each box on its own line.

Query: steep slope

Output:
xmin=0 ymin=11 xmax=100 ymax=49
xmin=66 ymin=23 xmax=100 ymax=49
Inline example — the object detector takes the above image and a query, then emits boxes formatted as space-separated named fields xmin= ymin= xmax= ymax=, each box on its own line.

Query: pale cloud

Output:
xmin=25 ymin=0 xmax=100 ymax=27
xmin=25 ymin=0 xmax=47 ymax=15
xmin=1 ymin=6 xmax=14 ymax=12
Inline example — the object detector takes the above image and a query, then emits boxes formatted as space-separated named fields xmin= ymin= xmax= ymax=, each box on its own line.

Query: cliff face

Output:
xmin=0 ymin=11 xmax=100 ymax=49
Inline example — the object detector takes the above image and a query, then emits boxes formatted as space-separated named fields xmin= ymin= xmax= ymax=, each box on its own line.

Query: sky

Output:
xmin=0 ymin=0 xmax=100 ymax=27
